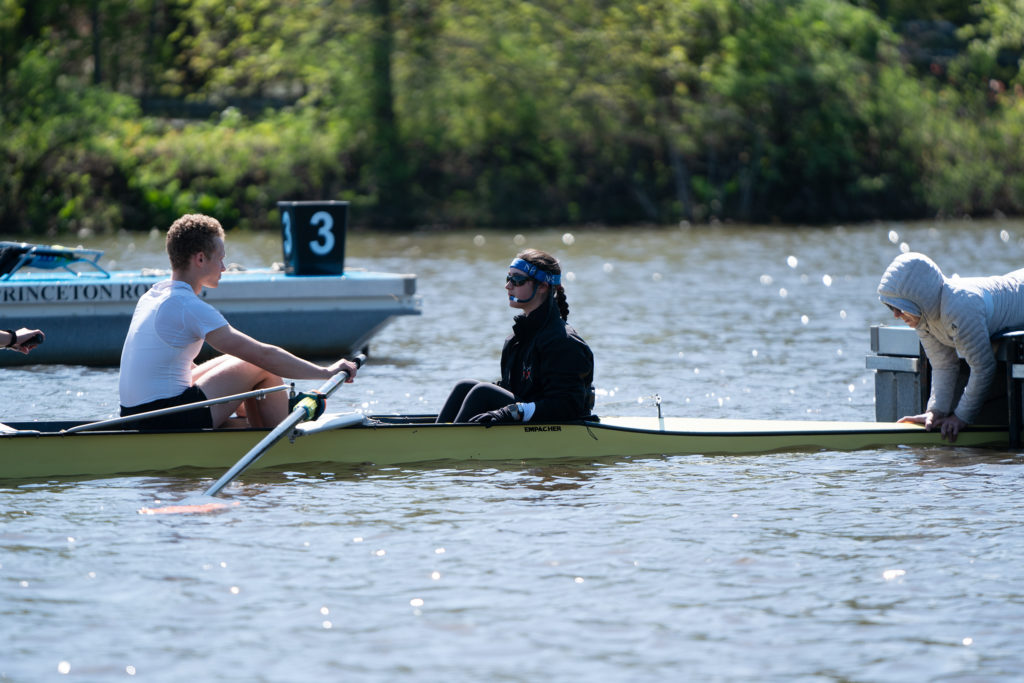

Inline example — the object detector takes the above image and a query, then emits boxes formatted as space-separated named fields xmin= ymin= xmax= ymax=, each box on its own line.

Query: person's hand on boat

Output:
xmin=468 ymin=404 xmax=521 ymax=425
xmin=3 ymin=327 xmax=44 ymax=354
xmin=326 ymin=357 xmax=359 ymax=382
xmin=935 ymin=414 xmax=966 ymax=442
xmin=898 ymin=410 xmax=964 ymax=442
xmin=898 ymin=411 xmax=937 ymax=429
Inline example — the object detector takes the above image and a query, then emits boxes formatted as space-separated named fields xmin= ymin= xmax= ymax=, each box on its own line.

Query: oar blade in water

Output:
xmin=138 ymin=499 xmax=239 ymax=515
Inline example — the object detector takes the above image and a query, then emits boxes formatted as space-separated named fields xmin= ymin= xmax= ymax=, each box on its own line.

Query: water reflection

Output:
xmin=912 ymin=447 xmax=1024 ymax=469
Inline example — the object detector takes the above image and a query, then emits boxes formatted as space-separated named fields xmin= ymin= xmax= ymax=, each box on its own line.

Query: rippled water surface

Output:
xmin=3 ymin=220 xmax=1024 ymax=681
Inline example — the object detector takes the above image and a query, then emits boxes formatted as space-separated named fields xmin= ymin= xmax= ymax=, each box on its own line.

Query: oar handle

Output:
xmin=203 ymin=354 xmax=365 ymax=498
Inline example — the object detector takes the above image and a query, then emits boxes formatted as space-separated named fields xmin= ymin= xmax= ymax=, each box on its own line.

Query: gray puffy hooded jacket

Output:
xmin=878 ymin=252 xmax=1024 ymax=423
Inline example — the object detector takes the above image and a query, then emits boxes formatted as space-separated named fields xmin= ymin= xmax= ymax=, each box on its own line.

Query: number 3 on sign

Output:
xmin=282 ymin=212 xmax=293 ymax=257
xmin=309 ymin=211 xmax=335 ymax=256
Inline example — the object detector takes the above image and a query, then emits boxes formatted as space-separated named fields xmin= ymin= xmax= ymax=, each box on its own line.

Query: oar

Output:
xmin=62 ymin=385 xmax=291 ymax=434
xmin=139 ymin=354 xmax=365 ymax=515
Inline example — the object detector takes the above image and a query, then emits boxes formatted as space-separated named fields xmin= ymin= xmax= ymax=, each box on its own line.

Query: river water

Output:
xmin=3 ymin=220 xmax=1024 ymax=680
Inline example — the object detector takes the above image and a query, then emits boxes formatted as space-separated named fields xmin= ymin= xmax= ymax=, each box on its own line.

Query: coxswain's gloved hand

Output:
xmin=468 ymin=404 xmax=520 ymax=425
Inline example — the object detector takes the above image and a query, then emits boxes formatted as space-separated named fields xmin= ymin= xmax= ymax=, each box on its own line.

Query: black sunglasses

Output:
xmin=506 ymin=273 xmax=532 ymax=286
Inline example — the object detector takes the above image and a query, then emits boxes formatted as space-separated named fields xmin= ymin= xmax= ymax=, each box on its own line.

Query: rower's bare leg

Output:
xmin=194 ymin=356 xmax=287 ymax=428
xmin=195 ymin=356 xmax=248 ymax=417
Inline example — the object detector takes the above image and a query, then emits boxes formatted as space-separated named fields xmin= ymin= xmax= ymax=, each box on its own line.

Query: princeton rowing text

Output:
xmin=1 ymin=283 xmax=153 ymax=303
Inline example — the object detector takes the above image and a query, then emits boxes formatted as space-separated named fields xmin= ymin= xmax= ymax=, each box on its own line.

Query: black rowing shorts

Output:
xmin=120 ymin=385 xmax=214 ymax=430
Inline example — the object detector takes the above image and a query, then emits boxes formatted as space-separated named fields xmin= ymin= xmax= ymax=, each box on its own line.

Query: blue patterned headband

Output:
xmin=509 ymin=258 xmax=561 ymax=286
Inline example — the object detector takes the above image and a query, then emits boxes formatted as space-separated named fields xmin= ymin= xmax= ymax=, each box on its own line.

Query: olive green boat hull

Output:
xmin=0 ymin=415 xmax=1011 ymax=480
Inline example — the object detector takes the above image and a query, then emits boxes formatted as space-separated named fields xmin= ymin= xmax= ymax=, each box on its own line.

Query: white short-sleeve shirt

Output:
xmin=118 ymin=280 xmax=228 ymax=407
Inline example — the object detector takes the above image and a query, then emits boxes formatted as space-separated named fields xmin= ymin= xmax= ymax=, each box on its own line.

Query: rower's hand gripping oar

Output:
xmin=139 ymin=354 xmax=365 ymax=515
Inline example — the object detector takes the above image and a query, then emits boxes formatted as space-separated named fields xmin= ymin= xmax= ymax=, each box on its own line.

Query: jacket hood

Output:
xmin=877 ymin=252 xmax=945 ymax=322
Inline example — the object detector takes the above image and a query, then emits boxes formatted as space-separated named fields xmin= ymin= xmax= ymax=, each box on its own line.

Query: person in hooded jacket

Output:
xmin=877 ymin=252 xmax=1024 ymax=441
xmin=436 ymin=249 xmax=595 ymax=424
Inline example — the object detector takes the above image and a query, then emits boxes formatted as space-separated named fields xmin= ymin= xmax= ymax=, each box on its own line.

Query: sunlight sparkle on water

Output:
xmin=58 ymin=661 xmax=71 ymax=674
xmin=513 ymin=233 xmax=526 ymax=245
xmin=760 ymin=274 xmax=773 ymax=285
xmin=786 ymin=255 xmax=798 ymax=268
xmin=562 ymin=233 xmax=575 ymax=245
xmin=779 ymin=288 xmax=788 ymax=298
xmin=473 ymin=235 xmax=486 ymax=246
xmin=822 ymin=274 xmax=832 ymax=287
xmin=801 ymin=315 xmax=809 ymax=325
xmin=888 ymin=230 xmax=899 ymax=243
xmin=882 ymin=569 xmax=906 ymax=580
xmin=963 ymin=637 xmax=974 ymax=646
xmin=1000 ymin=230 xmax=1010 ymax=243
xmin=410 ymin=598 xmax=425 ymax=607
xmin=900 ymin=242 xmax=910 ymax=253
xmin=603 ymin=263 xmax=614 ymax=273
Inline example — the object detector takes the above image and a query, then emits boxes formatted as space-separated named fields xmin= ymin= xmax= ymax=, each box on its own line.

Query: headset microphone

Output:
xmin=509 ymin=283 xmax=539 ymax=304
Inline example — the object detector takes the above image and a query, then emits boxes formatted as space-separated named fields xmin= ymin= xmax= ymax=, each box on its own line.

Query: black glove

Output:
xmin=468 ymin=404 xmax=519 ymax=425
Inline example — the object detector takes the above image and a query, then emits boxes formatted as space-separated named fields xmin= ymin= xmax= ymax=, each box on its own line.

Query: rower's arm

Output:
xmin=205 ymin=325 xmax=352 ymax=380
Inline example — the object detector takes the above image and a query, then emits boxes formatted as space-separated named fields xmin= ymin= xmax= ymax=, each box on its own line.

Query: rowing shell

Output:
xmin=0 ymin=414 xmax=1011 ymax=480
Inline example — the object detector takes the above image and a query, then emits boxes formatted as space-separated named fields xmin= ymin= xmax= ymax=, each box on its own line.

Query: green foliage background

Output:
xmin=1 ymin=0 xmax=1023 ymax=234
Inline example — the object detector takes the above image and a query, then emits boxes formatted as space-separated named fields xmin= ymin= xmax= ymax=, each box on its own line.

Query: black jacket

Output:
xmin=499 ymin=297 xmax=595 ymax=421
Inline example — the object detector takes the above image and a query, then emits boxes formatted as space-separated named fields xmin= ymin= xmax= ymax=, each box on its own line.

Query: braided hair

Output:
xmin=516 ymin=249 xmax=570 ymax=321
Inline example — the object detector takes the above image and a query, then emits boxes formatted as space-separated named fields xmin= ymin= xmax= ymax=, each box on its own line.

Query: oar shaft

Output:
xmin=202 ymin=405 xmax=309 ymax=497
xmin=203 ymin=355 xmax=365 ymax=497
xmin=62 ymin=385 xmax=291 ymax=434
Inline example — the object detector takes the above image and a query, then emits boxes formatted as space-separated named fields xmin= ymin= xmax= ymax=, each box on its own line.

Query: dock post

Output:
xmin=995 ymin=331 xmax=1024 ymax=448
xmin=866 ymin=325 xmax=925 ymax=422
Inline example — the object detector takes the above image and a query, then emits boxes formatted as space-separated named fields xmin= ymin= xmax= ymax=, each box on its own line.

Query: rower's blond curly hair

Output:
xmin=166 ymin=214 xmax=225 ymax=270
